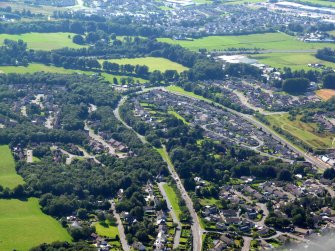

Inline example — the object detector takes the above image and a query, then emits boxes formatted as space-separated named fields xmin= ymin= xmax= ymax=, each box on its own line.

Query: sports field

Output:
xmin=266 ymin=114 xmax=335 ymax=150
xmin=0 ymin=198 xmax=71 ymax=250
xmin=0 ymin=32 xmax=85 ymax=50
xmin=158 ymin=33 xmax=335 ymax=51
xmin=100 ymin=57 xmax=189 ymax=73
xmin=249 ymin=53 xmax=335 ymax=70
xmin=316 ymin=89 xmax=335 ymax=101
xmin=0 ymin=145 xmax=24 ymax=189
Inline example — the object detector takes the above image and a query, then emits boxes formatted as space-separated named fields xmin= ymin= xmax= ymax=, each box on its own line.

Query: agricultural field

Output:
xmin=266 ymin=114 xmax=335 ymax=150
xmin=0 ymin=198 xmax=71 ymax=251
xmin=0 ymin=64 xmax=146 ymax=84
xmin=100 ymin=57 xmax=189 ymax=73
xmin=249 ymin=53 xmax=335 ymax=70
xmin=289 ymin=0 xmax=335 ymax=8
xmin=316 ymin=89 xmax=335 ymax=101
xmin=0 ymin=32 xmax=85 ymax=50
xmin=0 ymin=145 xmax=24 ymax=189
xmin=158 ymin=33 xmax=335 ymax=51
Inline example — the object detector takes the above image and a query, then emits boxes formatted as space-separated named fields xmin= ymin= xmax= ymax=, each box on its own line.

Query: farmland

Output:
xmin=0 ymin=198 xmax=71 ymax=251
xmin=249 ymin=53 xmax=335 ymax=70
xmin=316 ymin=89 xmax=335 ymax=101
xmin=157 ymin=33 xmax=335 ymax=51
xmin=0 ymin=145 xmax=24 ymax=189
xmin=100 ymin=57 xmax=189 ymax=73
xmin=266 ymin=114 xmax=335 ymax=150
xmin=0 ymin=64 xmax=146 ymax=84
xmin=0 ymin=32 xmax=85 ymax=50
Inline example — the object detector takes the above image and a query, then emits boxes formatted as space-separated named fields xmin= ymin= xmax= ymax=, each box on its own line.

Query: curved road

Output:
xmin=163 ymin=87 xmax=330 ymax=170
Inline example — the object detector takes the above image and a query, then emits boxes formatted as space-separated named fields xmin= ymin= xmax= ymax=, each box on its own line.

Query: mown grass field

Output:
xmin=165 ymin=86 xmax=211 ymax=102
xmin=0 ymin=32 xmax=85 ymax=50
xmin=158 ymin=33 xmax=335 ymax=51
xmin=100 ymin=57 xmax=189 ymax=73
xmin=266 ymin=114 xmax=335 ymax=150
xmin=316 ymin=89 xmax=335 ymax=101
xmin=0 ymin=198 xmax=71 ymax=251
xmin=0 ymin=145 xmax=24 ymax=189
xmin=249 ymin=52 xmax=335 ymax=70
xmin=95 ymin=222 xmax=119 ymax=238
xmin=163 ymin=183 xmax=182 ymax=220
xmin=289 ymin=0 xmax=335 ymax=8
xmin=0 ymin=64 xmax=146 ymax=84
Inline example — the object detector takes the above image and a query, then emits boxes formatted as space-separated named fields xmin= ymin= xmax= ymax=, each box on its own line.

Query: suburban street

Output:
xmin=164 ymin=87 xmax=330 ymax=170
xmin=114 ymin=96 xmax=203 ymax=251
xmin=109 ymin=200 xmax=131 ymax=251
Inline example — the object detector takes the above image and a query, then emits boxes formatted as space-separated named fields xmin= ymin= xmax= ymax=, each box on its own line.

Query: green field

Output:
xmin=0 ymin=145 xmax=24 ymax=189
xmin=158 ymin=33 xmax=335 ymax=51
xmin=289 ymin=0 xmax=335 ymax=8
xmin=249 ymin=52 xmax=335 ymax=70
xmin=165 ymin=86 xmax=211 ymax=102
xmin=95 ymin=222 xmax=119 ymax=238
xmin=100 ymin=57 xmax=189 ymax=73
xmin=168 ymin=110 xmax=189 ymax=125
xmin=163 ymin=183 xmax=182 ymax=220
xmin=0 ymin=32 xmax=85 ymax=50
xmin=0 ymin=64 xmax=146 ymax=84
xmin=0 ymin=197 xmax=71 ymax=250
xmin=266 ymin=114 xmax=335 ymax=150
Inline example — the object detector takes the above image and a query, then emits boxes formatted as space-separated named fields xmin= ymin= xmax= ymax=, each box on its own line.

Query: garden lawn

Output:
xmin=0 ymin=32 xmax=85 ymax=50
xmin=0 ymin=145 xmax=24 ymax=189
xmin=95 ymin=222 xmax=119 ymax=238
xmin=158 ymin=33 xmax=335 ymax=51
xmin=99 ymin=57 xmax=189 ymax=73
xmin=266 ymin=114 xmax=335 ymax=150
xmin=0 ymin=198 xmax=71 ymax=251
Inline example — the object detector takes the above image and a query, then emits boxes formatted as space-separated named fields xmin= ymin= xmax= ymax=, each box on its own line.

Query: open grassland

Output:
xmin=163 ymin=183 xmax=182 ymax=220
xmin=100 ymin=57 xmax=189 ymax=73
xmin=316 ymin=89 xmax=335 ymax=101
xmin=0 ymin=198 xmax=71 ymax=251
xmin=266 ymin=114 xmax=335 ymax=150
xmin=0 ymin=64 xmax=146 ymax=84
xmin=0 ymin=32 xmax=85 ymax=50
xmin=0 ymin=145 xmax=24 ymax=189
xmin=158 ymin=33 xmax=335 ymax=51
xmin=249 ymin=52 xmax=335 ymax=70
